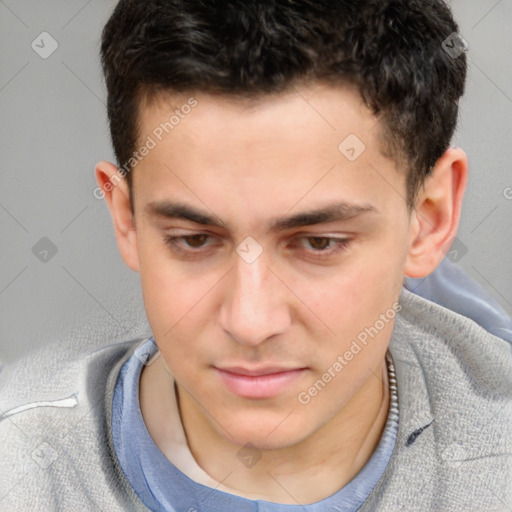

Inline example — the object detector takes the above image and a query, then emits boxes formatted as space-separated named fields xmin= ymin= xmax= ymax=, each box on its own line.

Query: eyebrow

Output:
xmin=144 ymin=199 xmax=377 ymax=233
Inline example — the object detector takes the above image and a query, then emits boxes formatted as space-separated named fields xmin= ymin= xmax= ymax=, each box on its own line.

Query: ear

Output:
xmin=94 ymin=161 xmax=140 ymax=272
xmin=404 ymin=147 xmax=468 ymax=278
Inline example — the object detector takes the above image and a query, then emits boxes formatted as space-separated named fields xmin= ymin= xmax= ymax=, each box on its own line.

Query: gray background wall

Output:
xmin=1 ymin=0 xmax=511 ymax=364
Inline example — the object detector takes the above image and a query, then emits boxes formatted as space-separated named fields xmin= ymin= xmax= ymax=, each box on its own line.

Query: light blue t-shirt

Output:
xmin=111 ymin=339 xmax=399 ymax=512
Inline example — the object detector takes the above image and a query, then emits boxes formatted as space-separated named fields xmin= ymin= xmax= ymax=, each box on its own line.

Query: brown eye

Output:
xmin=293 ymin=236 xmax=351 ymax=259
xmin=307 ymin=237 xmax=332 ymax=250
xmin=163 ymin=233 xmax=213 ymax=252
xmin=182 ymin=234 xmax=209 ymax=248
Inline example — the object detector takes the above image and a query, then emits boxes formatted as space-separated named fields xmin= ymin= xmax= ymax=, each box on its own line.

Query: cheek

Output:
xmin=137 ymin=233 xmax=190 ymax=313
xmin=137 ymin=243 xmax=218 ymax=363
xmin=140 ymin=269 xmax=201 ymax=341
xmin=137 ymin=242 xmax=190 ymax=338
xmin=296 ymin=244 xmax=404 ymax=357
xmin=302 ymin=259 xmax=394 ymax=325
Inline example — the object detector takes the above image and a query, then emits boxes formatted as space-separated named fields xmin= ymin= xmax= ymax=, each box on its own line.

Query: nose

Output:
xmin=218 ymin=248 xmax=291 ymax=347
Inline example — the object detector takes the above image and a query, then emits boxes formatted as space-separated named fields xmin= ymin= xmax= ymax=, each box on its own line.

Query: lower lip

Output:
xmin=215 ymin=368 xmax=307 ymax=399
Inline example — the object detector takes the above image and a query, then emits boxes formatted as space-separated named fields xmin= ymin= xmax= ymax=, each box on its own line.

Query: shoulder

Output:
xmin=393 ymin=287 xmax=512 ymax=413
xmin=363 ymin=288 xmax=512 ymax=509
xmin=392 ymin=287 xmax=512 ymax=468
xmin=0 ymin=336 xmax=149 ymax=511
xmin=395 ymin=286 xmax=512 ymax=390
xmin=0 ymin=337 xmax=142 ymax=408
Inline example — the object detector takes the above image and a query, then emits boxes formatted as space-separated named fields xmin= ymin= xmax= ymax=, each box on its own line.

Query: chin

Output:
xmin=215 ymin=414 xmax=310 ymax=451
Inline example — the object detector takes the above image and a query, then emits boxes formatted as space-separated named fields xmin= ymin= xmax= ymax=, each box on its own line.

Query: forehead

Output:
xmin=133 ymin=83 xmax=405 ymax=225
xmin=138 ymin=81 xmax=377 ymax=150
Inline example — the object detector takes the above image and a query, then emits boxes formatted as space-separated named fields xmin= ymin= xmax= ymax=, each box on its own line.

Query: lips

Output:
xmin=217 ymin=366 xmax=303 ymax=377
xmin=214 ymin=365 xmax=308 ymax=399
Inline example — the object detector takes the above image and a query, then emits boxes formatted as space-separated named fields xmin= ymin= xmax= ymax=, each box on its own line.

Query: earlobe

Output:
xmin=404 ymin=148 xmax=468 ymax=279
xmin=94 ymin=161 xmax=140 ymax=272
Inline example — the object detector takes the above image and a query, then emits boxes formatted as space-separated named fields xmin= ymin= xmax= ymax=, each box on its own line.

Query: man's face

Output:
xmin=130 ymin=83 xmax=413 ymax=449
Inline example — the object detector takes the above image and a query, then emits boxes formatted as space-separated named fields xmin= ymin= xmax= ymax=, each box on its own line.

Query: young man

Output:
xmin=1 ymin=0 xmax=511 ymax=510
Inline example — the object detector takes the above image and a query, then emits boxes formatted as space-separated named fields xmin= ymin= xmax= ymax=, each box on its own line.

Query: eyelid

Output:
xmin=163 ymin=231 xmax=352 ymax=260
xmin=163 ymin=230 xmax=351 ymax=244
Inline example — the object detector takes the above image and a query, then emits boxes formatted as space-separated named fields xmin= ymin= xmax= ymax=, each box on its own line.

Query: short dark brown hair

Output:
xmin=100 ymin=0 xmax=467 ymax=212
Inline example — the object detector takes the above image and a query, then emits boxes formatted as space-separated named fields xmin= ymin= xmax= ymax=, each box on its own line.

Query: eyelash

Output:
xmin=162 ymin=233 xmax=351 ymax=259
